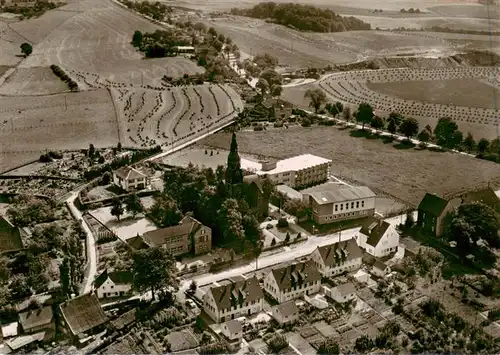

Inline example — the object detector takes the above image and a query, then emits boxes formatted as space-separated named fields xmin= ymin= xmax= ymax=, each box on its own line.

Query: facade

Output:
xmin=302 ymin=184 xmax=376 ymax=225
xmin=357 ymin=219 xmax=399 ymax=257
xmin=372 ymin=260 xmax=391 ymax=277
xmin=241 ymin=154 xmax=332 ymax=188
xmin=264 ymin=261 xmax=321 ymax=303
xmin=310 ymin=238 xmax=363 ymax=278
xmin=112 ymin=166 xmax=152 ymax=191
xmin=59 ymin=293 xmax=108 ymax=338
xmin=18 ymin=306 xmax=55 ymax=335
xmin=329 ymin=283 xmax=356 ymax=303
xmin=202 ymin=277 xmax=264 ymax=323
xmin=242 ymin=175 xmax=269 ymax=219
xmin=142 ymin=215 xmax=211 ymax=256
xmin=221 ymin=319 xmax=243 ymax=342
xmin=416 ymin=193 xmax=461 ymax=236
xmin=94 ymin=270 xmax=133 ymax=299
xmin=271 ymin=301 xmax=300 ymax=325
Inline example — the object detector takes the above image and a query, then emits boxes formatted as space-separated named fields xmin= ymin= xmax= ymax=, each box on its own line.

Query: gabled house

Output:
xmin=263 ymin=261 xmax=321 ymax=303
xmin=59 ymin=293 xmax=108 ymax=339
xmin=126 ymin=235 xmax=150 ymax=251
xmin=242 ymin=175 xmax=269 ymax=219
xmin=271 ymin=301 xmax=299 ymax=325
xmin=310 ymin=238 xmax=363 ymax=278
xmin=372 ymin=260 xmax=391 ymax=278
xmin=142 ymin=215 xmax=211 ymax=256
xmin=357 ymin=218 xmax=399 ymax=257
xmin=220 ymin=319 xmax=243 ymax=351
xmin=112 ymin=165 xmax=153 ymax=191
xmin=202 ymin=277 xmax=263 ymax=323
xmin=416 ymin=193 xmax=461 ymax=236
xmin=93 ymin=269 xmax=134 ymax=299
xmin=18 ymin=306 xmax=55 ymax=338
xmin=0 ymin=215 xmax=24 ymax=255
xmin=460 ymin=188 xmax=500 ymax=213
xmin=329 ymin=283 xmax=356 ymax=303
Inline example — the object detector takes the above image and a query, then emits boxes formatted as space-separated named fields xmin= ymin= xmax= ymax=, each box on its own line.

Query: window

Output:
xmin=346 ymin=203 xmax=349 ymax=210
xmin=340 ymin=204 xmax=343 ymax=211
xmin=335 ymin=205 xmax=338 ymax=212
xmin=351 ymin=202 xmax=354 ymax=209
xmin=361 ymin=201 xmax=365 ymax=207
xmin=356 ymin=201 xmax=359 ymax=208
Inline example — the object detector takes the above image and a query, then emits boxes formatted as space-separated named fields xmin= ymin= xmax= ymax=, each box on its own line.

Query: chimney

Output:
xmin=368 ymin=221 xmax=378 ymax=234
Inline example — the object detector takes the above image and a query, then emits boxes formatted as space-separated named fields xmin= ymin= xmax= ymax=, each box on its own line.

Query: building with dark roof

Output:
xmin=271 ymin=301 xmax=299 ymax=325
xmin=220 ymin=319 xmax=243 ymax=350
xmin=202 ymin=276 xmax=263 ymax=323
xmin=18 ymin=306 xmax=55 ymax=337
xmin=264 ymin=260 xmax=321 ymax=303
xmin=242 ymin=175 xmax=269 ymax=219
xmin=93 ymin=269 xmax=134 ymax=299
xmin=142 ymin=215 xmax=211 ymax=256
xmin=459 ymin=188 xmax=500 ymax=213
xmin=112 ymin=165 xmax=153 ymax=191
xmin=310 ymin=238 xmax=363 ymax=277
xmin=126 ymin=235 xmax=150 ymax=251
xmin=372 ymin=260 xmax=391 ymax=278
xmin=357 ymin=218 xmax=399 ymax=257
xmin=416 ymin=193 xmax=461 ymax=236
xmin=59 ymin=293 xmax=108 ymax=338
xmin=0 ymin=216 xmax=24 ymax=255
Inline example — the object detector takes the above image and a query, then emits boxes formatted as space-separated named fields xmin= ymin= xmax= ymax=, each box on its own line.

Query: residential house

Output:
xmin=302 ymin=184 xmax=376 ymax=225
xmin=112 ymin=165 xmax=153 ymax=191
xmin=0 ymin=215 xmax=24 ymax=255
xmin=264 ymin=261 xmax=321 ymax=303
xmin=416 ymin=193 xmax=461 ymax=236
xmin=242 ymin=175 xmax=269 ymax=218
xmin=241 ymin=154 xmax=332 ymax=189
xmin=93 ymin=269 xmax=134 ymax=299
xmin=18 ymin=306 xmax=55 ymax=338
xmin=142 ymin=215 xmax=211 ymax=256
xmin=220 ymin=319 xmax=243 ymax=351
xmin=59 ymin=293 xmax=108 ymax=339
xmin=460 ymin=188 xmax=500 ymax=213
xmin=202 ymin=277 xmax=263 ymax=323
xmin=372 ymin=260 xmax=391 ymax=278
xmin=357 ymin=218 xmax=399 ymax=257
xmin=310 ymin=238 xmax=363 ymax=278
xmin=271 ymin=301 xmax=300 ymax=325
xmin=329 ymin=283 xmax=356 ymax=303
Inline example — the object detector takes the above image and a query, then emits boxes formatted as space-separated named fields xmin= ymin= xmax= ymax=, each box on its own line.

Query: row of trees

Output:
xmin=230 ymin=2 xmax=371 ymax=32
xmin=122 ymin=0 xmax=171 ymax=21
xmin=3 ymin=0 xmax=58 ymax=19
xmin=50 ymin=64 xmax=79 ymax=91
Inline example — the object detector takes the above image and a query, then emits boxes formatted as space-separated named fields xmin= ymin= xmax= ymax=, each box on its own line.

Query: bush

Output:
xmin=277 ymin=217 xmax=289 ymax=228
xmin=267 ymin=334 xmax=288 ymax=354
xmin=253 ymin=125 xmax=264 ymax=131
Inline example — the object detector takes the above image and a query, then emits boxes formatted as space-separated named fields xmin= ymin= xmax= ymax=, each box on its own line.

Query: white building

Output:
xmin=241 ymin=154 xmax=332 ymax=188
xmin=271 ymin=301 xmax=300 ymax=325
xmin=93 ymin=269 xmax=133 ymax=299
xmin=310 ymin=238 xmax=363 ymax=278
xmin=357 ymin=219 xmax=399 ymax=257
xmin=329 ymin=283 xmax=356 ymax=303
xmin=112 ymin=165 xmax=153 ymax=191
xmin=202 ymin=277 xmax=263 ymax=323
xmin=264 ymin=261 xmax=321 ymax=303
xmin=372 ymin=260 xmax=391 ymax=278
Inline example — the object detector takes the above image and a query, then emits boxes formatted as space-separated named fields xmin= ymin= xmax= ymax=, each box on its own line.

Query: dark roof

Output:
xmin=110 ymin=309 xmax=137 ymax=330
xmin=142 ymin=215 xmax=207 ymax=247
xmin=360 ymin=219 xmax=391 ymax=247
xmin=94 ymin=270 xmax=134 ymax=289
xmin=316 ymin=239 xmax=363 ymax=268
xmin=59 ymin=293 xmax=108 ymax=336
xmin=208 ymin=276 xmax=263 ymax=310
xmin=18 ymin=306 xmax=54 ymax=331
xmin=0 ymin=216 xmax=24 ymax=254
xmin=126 ymin=235 xmax=150 ymax=251
xmin=461 ymin=188 xmax=500 ymax=213
xmin=273 ymin=301 xmax=299 ymax=318
xmin=417 ymin=193 xmax=449 ymax=216
xmin=271 ymin=260 xmax=321 ymax=292
xmin=373 ymin=259 xmax=388 ymax=271
xmin=243 ymin=174 xmax=263 ymax=192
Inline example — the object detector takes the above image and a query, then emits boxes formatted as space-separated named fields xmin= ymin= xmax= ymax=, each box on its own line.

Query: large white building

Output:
xmin=356 ymin=219 xmax=399 ymax=258
xmin=310 ymin=238 xmax=363 ymax=278
xmin=241 ymin=154 xmax=332 ymax=188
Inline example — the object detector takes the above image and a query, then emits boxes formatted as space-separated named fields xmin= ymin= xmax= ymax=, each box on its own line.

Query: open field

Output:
xmin=200 ymin=127 xmax=500 ymax=206
xmin=0 ymin=21 xmax=25 ymax=67
xmin=0 ymin=67 xmax=68 ymax=95
xmin=0 ymin=89 xmax=118 ymax=172
xmin=428 ymin=4 xmax=500 ymax=19
xmin=283 ymin=67 xmax=500 ymax=140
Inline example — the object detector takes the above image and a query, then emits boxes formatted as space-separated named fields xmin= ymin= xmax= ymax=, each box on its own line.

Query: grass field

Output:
xmin=200 ymin=126 xmax=500 ymax=206
xmin=0 ymin=67 xmax=68 ymax=95
xmin=367 ymin=78 xmax=500 ymax=109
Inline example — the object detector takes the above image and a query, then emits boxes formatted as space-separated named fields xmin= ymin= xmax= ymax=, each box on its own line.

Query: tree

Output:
xmin=451 ymin=202 xmax=500 ymax=248
xmin=88 ymin=143 xmax=95 ymax=159
xmin=225 ymin=133 xmax=243 ymax=185
xmin=20 ymin=42 xmax=32 ymax=56
xmin=217 ymin=199 xmax=245 ymax=250
xmin=260 ymin=69 xmax=282 ymax=87
xmin=463 ymin=132 xmax=475 ymax=152
xmin=355 ymin=335 xmax=374 ymax=353
xmin=417 ymin=129 xmax=431 ymax=143
xmin=189 ymin=280 xmax=197 ymax=294
xmin=59 ymin=257 xmax=71 ymax=298
xmin=110 ymin=198 xmax=124 ymax=221
xmin=194 ymin=22 xmax=207 ymax=33
xmin=342 ymin=106 xmax=351 ymax=121
xmin=267 ymin=334 xmax=288 ymax=354
xmin=478 ymin=138 xmax=490 ymax=153
xmin=149 ymin=195 xmax=182 ymax=227
xmin=317 ymin=338 xmax=340 ymax=355
xmin=9 ymin=274 xmax=32 ymax=300
xmin=355 ymin=102 xmax=374 ymax=129
xmin=387 ymin=119 xmax=397 ymax=136
xmin=304 ymin=88 xmax=327 ymax=113
xmin=132 ymin=30 xmax=143 ymax=47
xmin=284 ymin=232 xmax=290 ymax=244
xmin=208 ymin=27 xmax=217 ymax=36
xmin=132 ymin=247 xmax=176 ymax=301
xmin=0 ymin=257 xmax=10 ymax=284
xmin=434 ymin=117 xmax=463 ymax=149
xmin=125 ymin=193 xmax=144 ymax=218
xmin=399 ymin=117 xmax=419 ymax=140
xmin=271 ymin=84 xmax=282 ymax=99
xmin=371 ymin=115 xmax=385 ymax=131
xmin=256 ymin=78 xmax=269 ymax=96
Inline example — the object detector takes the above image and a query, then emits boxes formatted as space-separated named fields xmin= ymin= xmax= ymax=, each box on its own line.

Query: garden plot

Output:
xmin=0 ymin=89 xmax=118 ymax=173
xmin=200 ymin=128 xmax=500 ymax=207
xmin=0 ymin=67 xmax=68 ymax=95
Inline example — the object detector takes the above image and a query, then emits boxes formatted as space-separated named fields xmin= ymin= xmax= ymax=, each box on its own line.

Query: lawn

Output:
xmin=200 ymin=126 xmax=500 ymax=207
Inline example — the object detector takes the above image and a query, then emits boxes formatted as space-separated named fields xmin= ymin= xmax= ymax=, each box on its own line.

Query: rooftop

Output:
xmin=333 ymin=282 xmax=356 ymax=296
xmin=208 ymin=276 xmax=263 ymax=310
xmin=305 ymin=185 xmax=375 ymax=205
xmin=113 ymin=165 xmax=152 ymax=181
xmin=270 ymin=260 xmax=321 ymax=292
xmin=316 ymin=238 xmax=363 ymax=267
xmin=373 ymin=259 xmax=388 ymax=271
xmin=223 ymin=319 xmax=242 ymax=334
xmin=417 ymin=193 xmax=448 ymax=216
xmin=360 ymin=218 xmax=391 ymax=247
xmin=18 ymin=306 xmax=54 ymax=331
xmin=241 ymin=154 xmax=331 ymax=175
xmin=276 ymin=185 xmax=303 ymax=200
xmin=94 ymin=269 xmax=134 ymax=289
xmin=59 ymin=293 xmax=107 ymax=336
xmin=142 ymin=215 xmax=206 ymax=247
xmin=273 ymin=301 xmax=299 ymax=318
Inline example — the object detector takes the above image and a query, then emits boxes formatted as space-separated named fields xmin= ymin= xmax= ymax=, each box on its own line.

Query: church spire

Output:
xmin=226 ymin=132 xmax=243 ymax=184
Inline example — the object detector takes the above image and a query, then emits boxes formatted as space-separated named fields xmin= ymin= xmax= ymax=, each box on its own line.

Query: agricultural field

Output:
xmin=0 ymin=20 xmax=26 ymax=67
xmin=200 ymin=127 xmax=500 ymax=207
xmin=0 ymin=89 xmax=118 ymax=172
xmin=0 ymin=67 xmax=68 ymax=95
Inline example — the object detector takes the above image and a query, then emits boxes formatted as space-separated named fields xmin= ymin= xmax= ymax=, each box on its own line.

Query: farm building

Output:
xmin=142 ymin=215 xmax=211 ymax=256
xmin=93 ymin=269 xmax=134 ymax=299
xmin=0 ymin=215 xmax=24 ymax=254
xmin=18 ymin=306 xmax=55 ymax=338
xmin=264 ymin=261 xmax=321 ymax=303
xmin=301 ymin=183 xmax=376 ymax=225
xmin=202 ymin=277 xmax=263 ymax=323
xmin=241 ymin=154 xmax=331 ymax=189
xmin=310 ymin=238 xmax=363 ymax=278
xmin=59 ymin=293 xmax=108 ymax=340
xmin=271 ymin=301 xmax=300 ymax=325
xmin=329 ymin=283 xmax=356 ymax=303
xmin=357 ymin=218 xmax=399 ymax=257
xmin=372 ymin=260 xmax=391 ymax=277
xmin=112 ymin=165 xmax=153 ymax=191
xmin=416 ymin=193 xmax=461 ymax=236
xmin=242 ymin=174 xmax=270 ymax=219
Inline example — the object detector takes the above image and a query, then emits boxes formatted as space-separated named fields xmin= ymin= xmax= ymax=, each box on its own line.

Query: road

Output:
xmin=65 ymin=191 xmax=97 ymax=295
